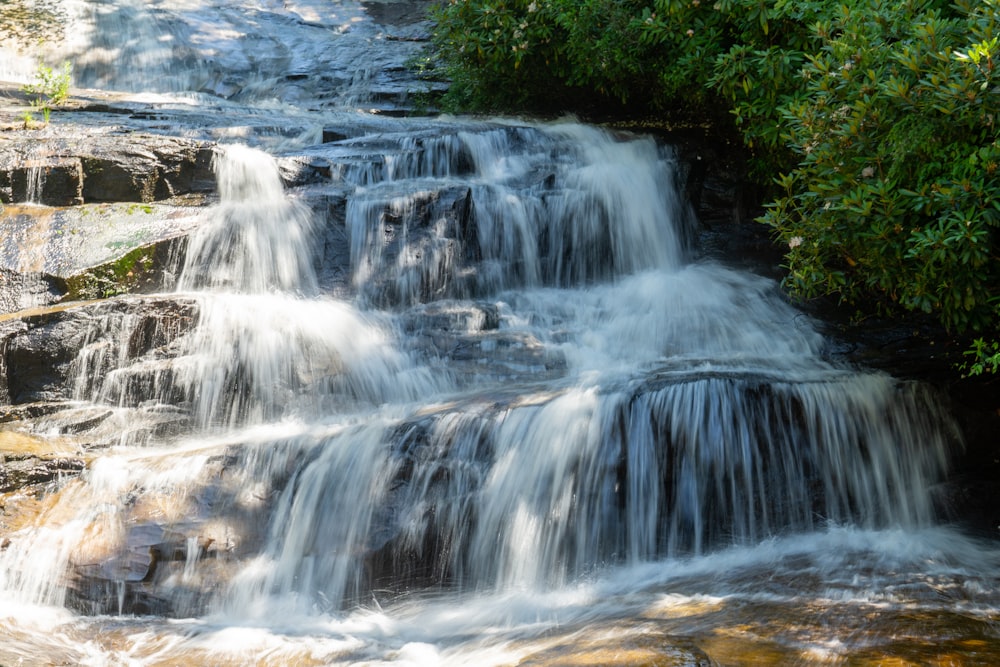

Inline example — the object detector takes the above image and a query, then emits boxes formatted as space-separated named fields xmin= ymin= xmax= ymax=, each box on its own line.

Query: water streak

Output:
xmin=179 ymin=144 xmax=318 ymax=294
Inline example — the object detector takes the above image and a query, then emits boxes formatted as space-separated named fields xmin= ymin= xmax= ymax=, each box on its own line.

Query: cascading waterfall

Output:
xmin=1 ymin=115 xmax=986 ymax=665
xmin=180 ymin=144 xmax=318 ymax=295
xmin=1 ymin=2 xmax=998 ymax=664
xmin=346 ymin=125 xmax=688 ymax=307
xmin=3 ymin=124 xmax=959 ymax=608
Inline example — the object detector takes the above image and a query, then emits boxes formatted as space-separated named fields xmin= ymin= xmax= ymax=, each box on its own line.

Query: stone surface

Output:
xmin=0 ymin=134 xmax=215 ymax=205
xmin=0 ymin=297 xmax=197 ymax=406
xmin=0 ymin=268 xmax=65 ymax=315
xmin=62 ymin=235 xmax=188 ymax=301
xmin=351 ymin=184 xmax=476 ymax=307
xmin=0 ymin=429 xmax=84 ymax=493
xmin=82 ymin=137 xmax=215 ymax=203
xmin=10 ymin=156 xmax=84 ymax=206
xmin=0 ymin=133 xmax=215 ymax=206
xmin=0 ymin=202 xmax=202 ymax=312
xmin=517 ymin=632 xmax=713 ymax=667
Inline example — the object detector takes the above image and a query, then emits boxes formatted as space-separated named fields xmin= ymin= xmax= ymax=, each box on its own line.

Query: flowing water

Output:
xmin=2 ymin=1 xmax=1000 ymax=665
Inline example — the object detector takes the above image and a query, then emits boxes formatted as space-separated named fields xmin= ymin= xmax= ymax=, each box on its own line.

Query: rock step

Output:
xmin=0 ymin=135 xmax=215 ymax=206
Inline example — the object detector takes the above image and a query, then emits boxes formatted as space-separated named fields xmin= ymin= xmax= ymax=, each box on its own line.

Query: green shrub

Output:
xmin=761 ymin=0 xmax=999 ymax=336
xmin=431 ymin=0 xmax=662 ymax=112
xmin=641 ymin=0 xmax=832 ymax=171
xmin=430 ymin=0 xmax=1000 ymax=368
xmin=431 ymin=0 xmax=848 ymax=161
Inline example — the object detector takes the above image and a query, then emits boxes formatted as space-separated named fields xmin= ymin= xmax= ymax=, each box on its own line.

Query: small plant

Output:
xmin=963 ymin=337 xmax=1000 ymax=377
xmin=125 ymin=203 xmax=155 ymax=215
xmin=21 ymin=61 xmax=72 ymax=122
xmin=19 ymin=110 xmax=35 ymax=130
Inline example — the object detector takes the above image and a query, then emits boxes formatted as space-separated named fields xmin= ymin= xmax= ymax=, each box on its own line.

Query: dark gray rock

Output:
xmin=0 ymin=297 xmax=198 ymax=405
xmin=351 ymin=184 xmax=476 ymax=307
xmin=1 ymin=312 xmax=86 ymax=404
xmin=362 ymin=0 xmax=435 ymax=28
xmin=0 ymin=268 xmax=66 ymax=315
xmin=0 ymin=455 xmax=85 ymax=493
xmin=10 ymin=156 xmax=84 ymax=206
xmin=0 ymin=134 xmax=215 ymax=205
xmin=80 ymin=137 xmax=216 ymax=203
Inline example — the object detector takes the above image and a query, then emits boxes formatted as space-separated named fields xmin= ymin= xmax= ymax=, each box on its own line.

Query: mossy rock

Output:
xmin=64 ymin=237 xmax=184 ymax=300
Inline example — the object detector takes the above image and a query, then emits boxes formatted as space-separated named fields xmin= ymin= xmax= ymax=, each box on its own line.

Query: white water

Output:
xmin=2 ymin=2 xmax=999 ymax=665
xmin=179 ymin=145 xmax=319 ymax=295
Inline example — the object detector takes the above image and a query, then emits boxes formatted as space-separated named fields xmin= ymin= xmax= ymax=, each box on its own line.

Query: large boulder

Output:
xmin=0 ymin=202 xmax=203 ymax=314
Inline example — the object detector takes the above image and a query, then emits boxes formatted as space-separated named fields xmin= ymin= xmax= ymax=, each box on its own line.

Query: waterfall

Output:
xmin=0 ymin=120 xmax=962 ymax=621
xmin=346 ymin=124 xmax=689 ymax=307
xmin=179 ymin=144 xmax=318 ymax=295
xmin=1 ymin=2 xmax=995 ymax=663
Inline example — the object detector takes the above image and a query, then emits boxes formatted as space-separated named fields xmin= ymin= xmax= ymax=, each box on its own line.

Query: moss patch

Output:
xmin=64 ymin=243 xmax=160 ymax=300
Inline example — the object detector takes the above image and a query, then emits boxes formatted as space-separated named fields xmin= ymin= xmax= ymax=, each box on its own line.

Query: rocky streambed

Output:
xmin=0 ymin=2 xmax=998 ymax=664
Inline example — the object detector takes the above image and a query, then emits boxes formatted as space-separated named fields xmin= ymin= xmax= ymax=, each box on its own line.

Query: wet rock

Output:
xmin=1 ymin=312 xmax=86 ymax=404
xmin=322 ymin=129 xmax=350 ymax=144
xmin=0 ymin=429 xmax=85 ymax=493
xmin=38 ymin=406 xmax=114 ymax=435
xmin=80 ymin=137 xmax=216 ymax=203
xmin=1 ymin=400 xmax=187 ymax=450
xmin=1 ymin=201 xmax=200 ymax=310
xmin=0 ymin=401 xmax=73 ymax=424
xmin=62 ymin=235 xmax=188 ymax=301
xmin=352 ymin=184 xmax=476 ymax=307
xmin=312 ymin=191 xmax=353 ymax=291
xmin=517 ymin=632 xmax=713 ymax=667
xmin=0 ymin=268 xmax=65 ymax=315
xmin=0 ymin=456 xmax=84 ymax=493
xmin=398 ymin=301 xmax=566 ymax=385
xmin=10 ymin=156 xmax=84 ymax=206
xmin=60 ymin=449 xmax=273 ymax=617
xmin=0 ymin=134 xmax=215 ymax=205
xmin=362 ymin=0 xmax=435 ymax=28
xmin=400 ymin=300 xmax=501 ymax=334
xmin=277 ymin=155 xmax=341 ymax=187
xmin=0 ymin=297 xmax=198 ymax=405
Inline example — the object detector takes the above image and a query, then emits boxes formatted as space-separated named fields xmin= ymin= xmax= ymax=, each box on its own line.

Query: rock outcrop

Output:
xmin=0 ymin=296 xmax=198 ymax=406
xmin=0 ymin=133 xmax=215 ymax=205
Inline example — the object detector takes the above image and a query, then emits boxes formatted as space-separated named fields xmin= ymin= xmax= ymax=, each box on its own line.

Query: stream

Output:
xmin=1 ymin=1 xmax=999 ymax=665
